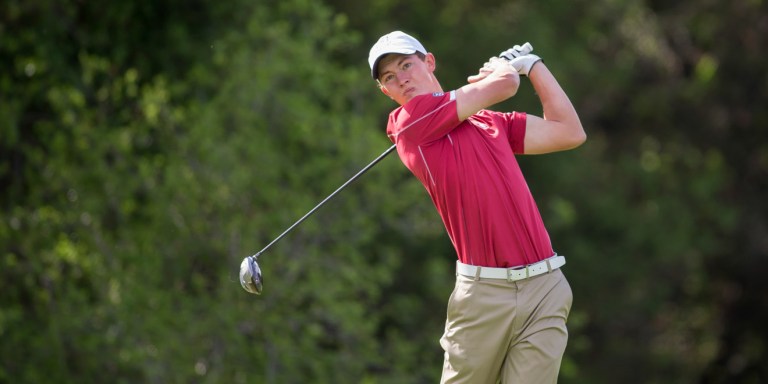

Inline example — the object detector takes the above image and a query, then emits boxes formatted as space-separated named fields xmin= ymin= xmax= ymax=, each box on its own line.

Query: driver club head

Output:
xmin=240 ymin=255 xmax=263 ymax=295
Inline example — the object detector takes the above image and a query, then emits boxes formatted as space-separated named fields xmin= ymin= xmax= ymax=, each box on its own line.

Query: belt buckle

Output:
xmin=506 ymin=266 xmax=529 ymax=282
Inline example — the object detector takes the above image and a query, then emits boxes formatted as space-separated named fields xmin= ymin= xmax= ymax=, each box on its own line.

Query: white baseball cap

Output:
xmin=368 ymin=31 xmax=427 ymax=80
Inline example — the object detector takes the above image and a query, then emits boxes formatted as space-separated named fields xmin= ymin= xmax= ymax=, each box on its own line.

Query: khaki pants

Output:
xmin=440 ymin=268 xmax=572 ymax=383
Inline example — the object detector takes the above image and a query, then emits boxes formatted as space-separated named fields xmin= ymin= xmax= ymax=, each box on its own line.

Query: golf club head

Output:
xmin=240 ymin=255 xmax=263 ymax=295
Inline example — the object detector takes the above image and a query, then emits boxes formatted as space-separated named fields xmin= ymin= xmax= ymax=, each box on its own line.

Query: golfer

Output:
xmin=368 ymin=31 xmax=586 ymax=383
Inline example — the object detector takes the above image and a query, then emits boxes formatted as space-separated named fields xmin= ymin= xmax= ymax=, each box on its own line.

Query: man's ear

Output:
xmin=426 ymin=53 xmax=436 ymax=72
xmin=380 ymin=85 xmax=393 ymax=99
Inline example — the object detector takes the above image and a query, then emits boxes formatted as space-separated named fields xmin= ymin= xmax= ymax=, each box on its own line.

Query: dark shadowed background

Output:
xmin=2 ymin=0 xmax=766 ymax=382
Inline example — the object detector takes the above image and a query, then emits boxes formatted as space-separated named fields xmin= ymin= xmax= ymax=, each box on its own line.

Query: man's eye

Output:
xmin=383 ymin=74 xmax=395 ymax=83
xmin=402 ymin=62 xmax=412 ymax=70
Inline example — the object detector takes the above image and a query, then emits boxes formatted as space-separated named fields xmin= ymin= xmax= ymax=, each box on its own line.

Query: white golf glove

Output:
xmin=499 ymin=43 xmax=541 ymax=76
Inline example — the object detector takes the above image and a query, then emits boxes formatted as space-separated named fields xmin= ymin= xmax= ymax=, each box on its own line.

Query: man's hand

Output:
xmin=467 ymin=57 xmax=514 ymax=83
xmin=499 ymin=43 xmax=541 ymax=77
xmin=458 ymin=56 xmax=520 ymax=120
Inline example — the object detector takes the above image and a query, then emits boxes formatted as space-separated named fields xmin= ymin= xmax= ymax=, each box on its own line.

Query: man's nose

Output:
xmin=398 ymin=73 xmax=410 ymax=86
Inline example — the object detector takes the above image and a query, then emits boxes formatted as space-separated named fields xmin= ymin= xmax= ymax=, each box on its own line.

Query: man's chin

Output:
xmin=403 ymin=91 xmax=428 ymax=104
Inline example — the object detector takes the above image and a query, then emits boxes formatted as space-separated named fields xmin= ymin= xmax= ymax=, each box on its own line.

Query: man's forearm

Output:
xmin=528 ymin=63 xmax=582 ymax=130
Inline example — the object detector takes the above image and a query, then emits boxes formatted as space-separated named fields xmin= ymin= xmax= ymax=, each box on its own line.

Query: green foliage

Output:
xmin=2 ymin=0 xmax=767 ymax=382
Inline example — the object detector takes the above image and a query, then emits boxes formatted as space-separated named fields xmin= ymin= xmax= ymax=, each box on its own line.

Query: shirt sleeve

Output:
xmin=504 ymin=111 xmax=527 ymax=154
xmin=386 ymin=91 xmax=459 ymax=145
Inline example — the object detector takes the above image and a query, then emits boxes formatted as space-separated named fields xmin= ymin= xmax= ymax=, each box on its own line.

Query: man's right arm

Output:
xmin=497 ymin=43 xmax=586 ymax=154
xmin=455 ymin=58 xmax=520 ymax=121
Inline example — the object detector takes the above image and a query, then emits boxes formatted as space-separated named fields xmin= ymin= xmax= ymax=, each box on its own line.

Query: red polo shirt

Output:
xmin=386 ymin=91 xmax=554 ymax=267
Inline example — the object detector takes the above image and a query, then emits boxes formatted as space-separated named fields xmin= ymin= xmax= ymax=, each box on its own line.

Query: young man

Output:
xmin=368 ymin=31 xmax=586 ymax=383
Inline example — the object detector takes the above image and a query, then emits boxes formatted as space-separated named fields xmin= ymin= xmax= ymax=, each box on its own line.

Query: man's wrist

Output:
xmin=527 ymin=59 xmax=543 ymax=77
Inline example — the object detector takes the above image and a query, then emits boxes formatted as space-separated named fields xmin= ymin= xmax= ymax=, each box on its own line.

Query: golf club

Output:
xmin=240 ymin=144 xmax=397 ymax=295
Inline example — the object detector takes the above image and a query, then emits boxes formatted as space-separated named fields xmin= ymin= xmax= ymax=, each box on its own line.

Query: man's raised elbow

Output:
xmin=570 ymin=127 xmax=587 ymax=148
xmin=559 ymin=122 xmax=586 ymax=150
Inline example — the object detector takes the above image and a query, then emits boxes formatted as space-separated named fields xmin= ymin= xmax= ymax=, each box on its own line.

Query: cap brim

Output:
xmin=371 ymin=49 xmax=418 ymax=80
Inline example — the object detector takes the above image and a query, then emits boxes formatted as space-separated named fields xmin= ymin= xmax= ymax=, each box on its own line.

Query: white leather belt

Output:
xmin=456 ymin=255 xmax=566 ymax=282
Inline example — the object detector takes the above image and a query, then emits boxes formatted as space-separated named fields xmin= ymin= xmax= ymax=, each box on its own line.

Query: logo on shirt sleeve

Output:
xmin=432 ymin=92 xmax=444 ymax=97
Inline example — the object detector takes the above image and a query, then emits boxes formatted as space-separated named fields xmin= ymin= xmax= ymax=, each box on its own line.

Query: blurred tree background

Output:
xmin=1 ymin=0 xmax=766 ymax=382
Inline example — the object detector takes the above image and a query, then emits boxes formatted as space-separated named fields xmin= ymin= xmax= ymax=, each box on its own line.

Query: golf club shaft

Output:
xmin=252 ymin=144 xmax=397 ymax=259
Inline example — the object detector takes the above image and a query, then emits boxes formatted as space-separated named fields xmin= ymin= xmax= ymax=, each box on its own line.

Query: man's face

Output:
xmin=377 ymin=53 xmax=439 ymax=105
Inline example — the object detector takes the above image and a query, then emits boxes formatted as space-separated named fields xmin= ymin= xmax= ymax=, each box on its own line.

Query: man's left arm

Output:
xmin=522 ymin=62 xmax=586 ymax=154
